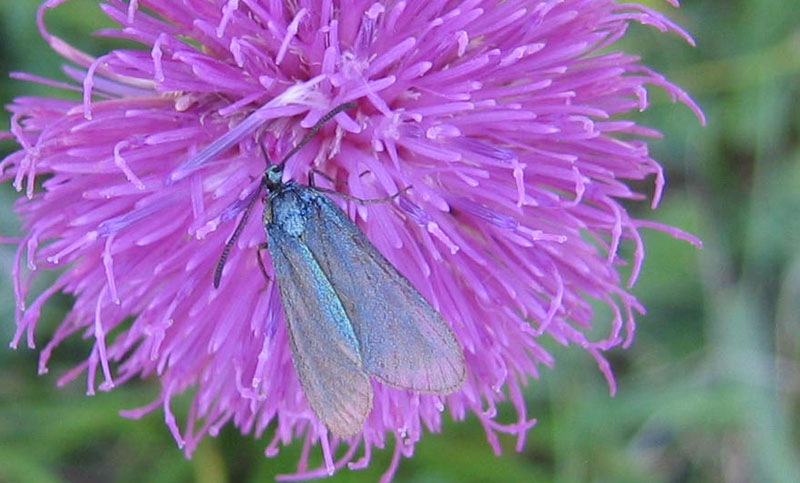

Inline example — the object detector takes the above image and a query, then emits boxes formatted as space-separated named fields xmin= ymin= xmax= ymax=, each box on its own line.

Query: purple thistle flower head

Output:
xmin=2 ymin=0 xmax=704 ymax=479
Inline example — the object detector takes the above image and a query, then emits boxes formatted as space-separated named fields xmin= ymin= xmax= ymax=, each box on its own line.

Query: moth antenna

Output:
xmin=256 ymin=130 xmax=272 ymax=169
xmin=213 ymin=187 xmax=262 ymax=288
xmin=276 ymin=102 xmax=357 ymax=168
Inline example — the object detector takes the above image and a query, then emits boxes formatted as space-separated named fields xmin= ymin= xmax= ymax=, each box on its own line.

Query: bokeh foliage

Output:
xmin=1 ymin=0 xmax=798 ymax=481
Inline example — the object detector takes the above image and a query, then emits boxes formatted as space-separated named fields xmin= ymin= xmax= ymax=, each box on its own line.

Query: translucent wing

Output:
xmin=302 ymin=191 xmax=466 ymax=394
xmin=267 ymin=225 xmax=373 ymax=438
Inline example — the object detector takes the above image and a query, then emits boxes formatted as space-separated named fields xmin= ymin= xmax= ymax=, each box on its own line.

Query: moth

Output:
xmin=214 ymin=104 xmax=466 ymax=437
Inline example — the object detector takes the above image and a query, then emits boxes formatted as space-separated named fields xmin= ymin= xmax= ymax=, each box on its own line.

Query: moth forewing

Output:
xmin=266 ymin=192 xmax=373 ymax=438
xmin=301 ymin=189 xmax=467 ymax=394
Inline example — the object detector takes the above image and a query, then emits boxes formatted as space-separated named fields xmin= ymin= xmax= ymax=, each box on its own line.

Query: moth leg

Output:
xmin=308 ymin=168 xmax=346 ymax=190
xmin=316 ymin=185 xmax=411 ymax=205
xmin=256 ymin=242 xmax=271 ymax=283
xmin=310 ymin=166 xmax=410 ymax=204
xmin=310 ymin=168 xmax=403 ymax=192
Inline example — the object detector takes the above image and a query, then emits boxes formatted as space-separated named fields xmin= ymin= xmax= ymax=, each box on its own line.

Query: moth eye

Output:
xmin=267 ymin=165 xmax=282 ymax=180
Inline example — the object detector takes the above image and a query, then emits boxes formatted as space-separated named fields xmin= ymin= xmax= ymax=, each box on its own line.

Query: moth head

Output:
xmin=264 ymin=164 xmax=283 ymax=192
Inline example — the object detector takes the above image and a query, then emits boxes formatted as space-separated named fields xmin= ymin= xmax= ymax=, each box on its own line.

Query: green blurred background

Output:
xmin=1 ymin=0 xmax=798 ymax=481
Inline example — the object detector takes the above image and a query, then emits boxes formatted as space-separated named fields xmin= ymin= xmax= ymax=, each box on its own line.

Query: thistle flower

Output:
xmin=2 ymin=0 xmax=703 ymax=480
